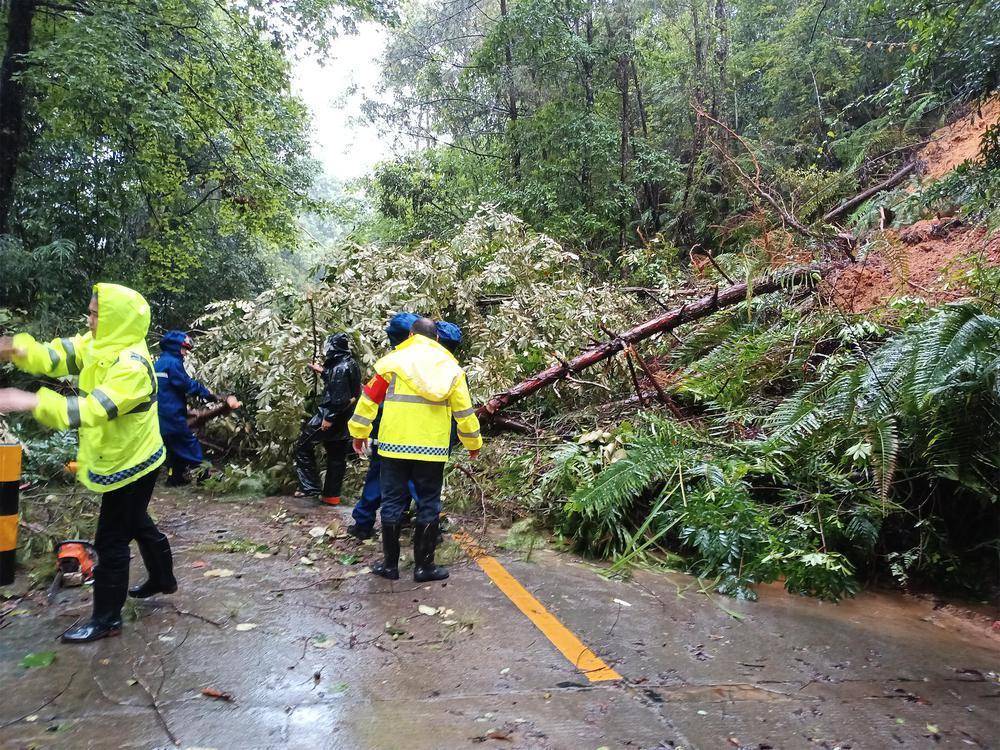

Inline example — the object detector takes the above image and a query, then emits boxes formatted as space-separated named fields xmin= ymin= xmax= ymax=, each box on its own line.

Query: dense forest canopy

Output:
xmin=363 ymin=0 xmax=998 ymax=252
xmin=2 ymin=0 xmax=998 ymax=600
xmin=0 ymin=0 xmax=393 ymax=327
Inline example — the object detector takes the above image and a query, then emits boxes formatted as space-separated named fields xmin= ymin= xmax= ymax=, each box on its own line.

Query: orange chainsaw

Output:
xmin=48 ymin=540 xmax=97 ymax=601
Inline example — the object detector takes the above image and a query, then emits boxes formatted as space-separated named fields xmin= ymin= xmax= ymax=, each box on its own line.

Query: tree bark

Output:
xmin=617 ymin=52 xmax=631 ymax=255
xmin=579 ymin=2 xmax=594 ymax=207
xmin=674 ymin=0 xmax=708 ymax=244
xmin=499 ymin=0 xmax=521 ymax=181
xmin=821 ymin=162 xmax=918 ymax=224
xmin=0 ymin=0 xmax=36 ymax=235
xmin=631 ymin=58 xmax=660 ymax=233
xmin=479 ymin=262 xmax=839 ymax=421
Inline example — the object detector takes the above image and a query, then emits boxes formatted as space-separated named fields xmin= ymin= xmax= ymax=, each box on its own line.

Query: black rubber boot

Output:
xmin=63 ymin=581 xmax=124 ymax=643
xmin=371 ymin=523 xmax=401 ymax=580
xmin=347 ymin=523 xmax=374 ymax=541
xmin=61 ymin=617 xmax=123 ymax=643
xmin=164 ymin=468 xmax=189 ymax=487
xmin=129 ymin=538 xmax=178 ymax=599
xmin=413 ymin=521 xmax=449 ymax=583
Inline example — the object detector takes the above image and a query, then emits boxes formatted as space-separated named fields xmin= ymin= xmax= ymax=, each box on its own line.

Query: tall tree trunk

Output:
xmin=499 ymin=0 xmax=521 ymax=181
xmin=631 ymin=58 xmax=660 ymax=233
xmin=0 ymin=0 xmax=36 ymax=235
xmin=674 ymin=0 xmax=708 ymax=245
xmin=617 ymin=53 xmax=631 ymax=256
xmin=713 ymin=0 xmax=729 ymax=123
xmin=579 ymin=2 xmax=594 ymax=208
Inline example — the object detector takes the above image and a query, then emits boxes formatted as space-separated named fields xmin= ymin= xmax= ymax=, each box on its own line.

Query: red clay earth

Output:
xmin=916 ymin=97 xmax=1000 ymax=183
xmin=824 ymin=96 xmax=1000 ymax=314
xmin=825 ymin=220 xmax=1000 ymax=313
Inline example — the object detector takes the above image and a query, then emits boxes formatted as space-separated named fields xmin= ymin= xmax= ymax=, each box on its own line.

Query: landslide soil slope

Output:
xmin=826 ymin=97 xmax=999 ymax=313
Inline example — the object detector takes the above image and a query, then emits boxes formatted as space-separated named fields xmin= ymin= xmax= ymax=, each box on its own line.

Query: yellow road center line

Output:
xmin=455 ymin=532 xmax=621 ymax=683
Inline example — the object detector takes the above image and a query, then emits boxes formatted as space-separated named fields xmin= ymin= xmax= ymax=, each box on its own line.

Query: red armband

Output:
xmin=363 ymin=374 xmax=389 ymax=403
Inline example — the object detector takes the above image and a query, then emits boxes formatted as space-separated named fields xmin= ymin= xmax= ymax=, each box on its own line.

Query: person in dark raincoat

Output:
xmin=293 ymin=333 xmax=362 ymax=505
xmin=154 ymin=331 xmax=239 ymax=486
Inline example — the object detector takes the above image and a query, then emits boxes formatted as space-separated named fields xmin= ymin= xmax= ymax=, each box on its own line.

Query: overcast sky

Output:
xmin=291 ymin=23 xmax=393 ymax=182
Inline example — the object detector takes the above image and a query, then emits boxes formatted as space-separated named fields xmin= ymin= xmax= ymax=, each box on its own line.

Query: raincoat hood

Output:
xmin=92 ymin=283 xmax=152 ymax=358
xmin=386 ymin=312 xmax=419 ymax=347
xmin=379 ymin=334 xmax=462 ymax=401
xmin=323 ymin=333 xmax=352 ymax=363
xmin=435 ymin=321 xmax=463 ymax=353
xmin=160 ymin=330 xmax=191 ymax=356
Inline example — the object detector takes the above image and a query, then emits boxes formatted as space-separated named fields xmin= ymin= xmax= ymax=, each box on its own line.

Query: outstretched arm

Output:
xmin=2 ymin=333 xmax=86 ymax=378
xmin=0 ymin=355 xmax=152 ymax=430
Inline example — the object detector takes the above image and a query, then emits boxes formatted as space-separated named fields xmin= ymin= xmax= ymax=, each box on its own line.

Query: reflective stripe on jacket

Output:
xmin=349 ymin=334 xmax=482 ymax=462
xmin=12 ymin=284 xmax=165 ymax=493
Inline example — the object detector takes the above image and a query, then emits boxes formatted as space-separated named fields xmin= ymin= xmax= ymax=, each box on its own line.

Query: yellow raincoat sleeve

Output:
xmin=11 ymin=332 xmax=86 ymax=379
xmin=449 ymin=372 xmax=483 ymax=452
xmin=33 ymin=354 xmax=152 ymax=431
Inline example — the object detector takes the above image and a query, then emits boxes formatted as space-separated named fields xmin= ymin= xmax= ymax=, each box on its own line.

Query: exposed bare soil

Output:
xmin=917 ymin=97 xmax=1000 ymax=182
xmin=826 ymin=97 xmax=1000 ymax=313
xmin=825 ymin=219 xmax=1000 ymax=313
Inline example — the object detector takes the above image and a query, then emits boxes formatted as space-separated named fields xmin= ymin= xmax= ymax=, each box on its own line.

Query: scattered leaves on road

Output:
xmin=201 ymin=687 xmax=234 ymax=702
xmin=20 ymin=651 xmax=55 ymax=669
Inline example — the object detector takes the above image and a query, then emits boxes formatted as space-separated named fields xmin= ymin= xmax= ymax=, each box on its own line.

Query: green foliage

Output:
xmin=880 ymin=0 xmax=1000 ymax=101
xmin=765 ymin=305 xmax=1000 ymax=500
xmin=193 ymin=208 xmax=642 ymax=469
xmin=2 ymin=0 xmax=387 ymax=328
xmin=550 ymin=305 xmax=998 ymax=600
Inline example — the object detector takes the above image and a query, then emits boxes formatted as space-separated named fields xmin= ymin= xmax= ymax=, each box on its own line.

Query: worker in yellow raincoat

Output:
xmin=0 ymin=284 xmax=176 ymax=643
xmin=349 ymin=317 xmax=482 ymax=582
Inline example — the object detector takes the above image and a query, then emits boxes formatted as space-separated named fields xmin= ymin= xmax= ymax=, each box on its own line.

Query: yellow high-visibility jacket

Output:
xmin=12 ymin=284 xmax=164 ymax=493
xmin=349 ymin=334 xmax=482 ymax=462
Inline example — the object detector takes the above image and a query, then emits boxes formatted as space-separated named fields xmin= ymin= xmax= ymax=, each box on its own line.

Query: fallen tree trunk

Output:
xmin=187 ymin=402 xmax=234 ymax=430
xmin=821 ymin=162 xmax=918 ymax=224
xmin=478 ymin=263 xmax=838 ymax=422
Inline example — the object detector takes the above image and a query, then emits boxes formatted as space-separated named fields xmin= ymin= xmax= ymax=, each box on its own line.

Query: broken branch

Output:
xmin=821 ymin=162 xmax=918 ymax=224
xmin=479 ymin=263 xmax=839 ymax=422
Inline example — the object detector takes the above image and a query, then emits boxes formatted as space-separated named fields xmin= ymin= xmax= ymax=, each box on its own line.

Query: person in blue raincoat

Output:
xmin=154 ymin=331 xmax=239 ymax=486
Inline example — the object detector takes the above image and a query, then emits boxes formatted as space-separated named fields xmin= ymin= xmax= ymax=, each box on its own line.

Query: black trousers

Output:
xmin=93 ymin=468 xmax=168 ymax=622
xmin=380 ymin=457 xmax=444 ymax=525
xmin=293 ymin=424 xmax=351 ymax=498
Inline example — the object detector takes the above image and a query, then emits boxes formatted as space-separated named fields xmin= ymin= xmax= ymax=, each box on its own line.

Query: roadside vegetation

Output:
xmin=2 ymin=0 xmax=997 ymax=601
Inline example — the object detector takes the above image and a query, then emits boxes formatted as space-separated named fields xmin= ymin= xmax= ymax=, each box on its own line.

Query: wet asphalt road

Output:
xmin=1 ymin=490 xmax=997 ymax=749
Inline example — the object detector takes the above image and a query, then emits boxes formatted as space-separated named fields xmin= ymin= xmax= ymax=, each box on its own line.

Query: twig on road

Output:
xmin=0 ymin=670 xmax=78 ymax=729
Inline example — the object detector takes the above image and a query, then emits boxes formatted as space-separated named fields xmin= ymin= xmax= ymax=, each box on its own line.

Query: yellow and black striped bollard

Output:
xmin=0 ymin=443 xmax=22 ymax=586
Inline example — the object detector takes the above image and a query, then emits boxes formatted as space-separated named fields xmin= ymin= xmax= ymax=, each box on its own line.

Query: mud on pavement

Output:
xmin=1 ymin=489 xmax=998 ymax=749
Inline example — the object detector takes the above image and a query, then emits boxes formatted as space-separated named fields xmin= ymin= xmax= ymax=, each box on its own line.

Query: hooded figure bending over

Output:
xmin=0 ymin=284 xmax=177 ymax=643
xmin=154 ymin=330 xmax=239 ymax=486
xmin=293 ymin=333 xmax=361 ymax=505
